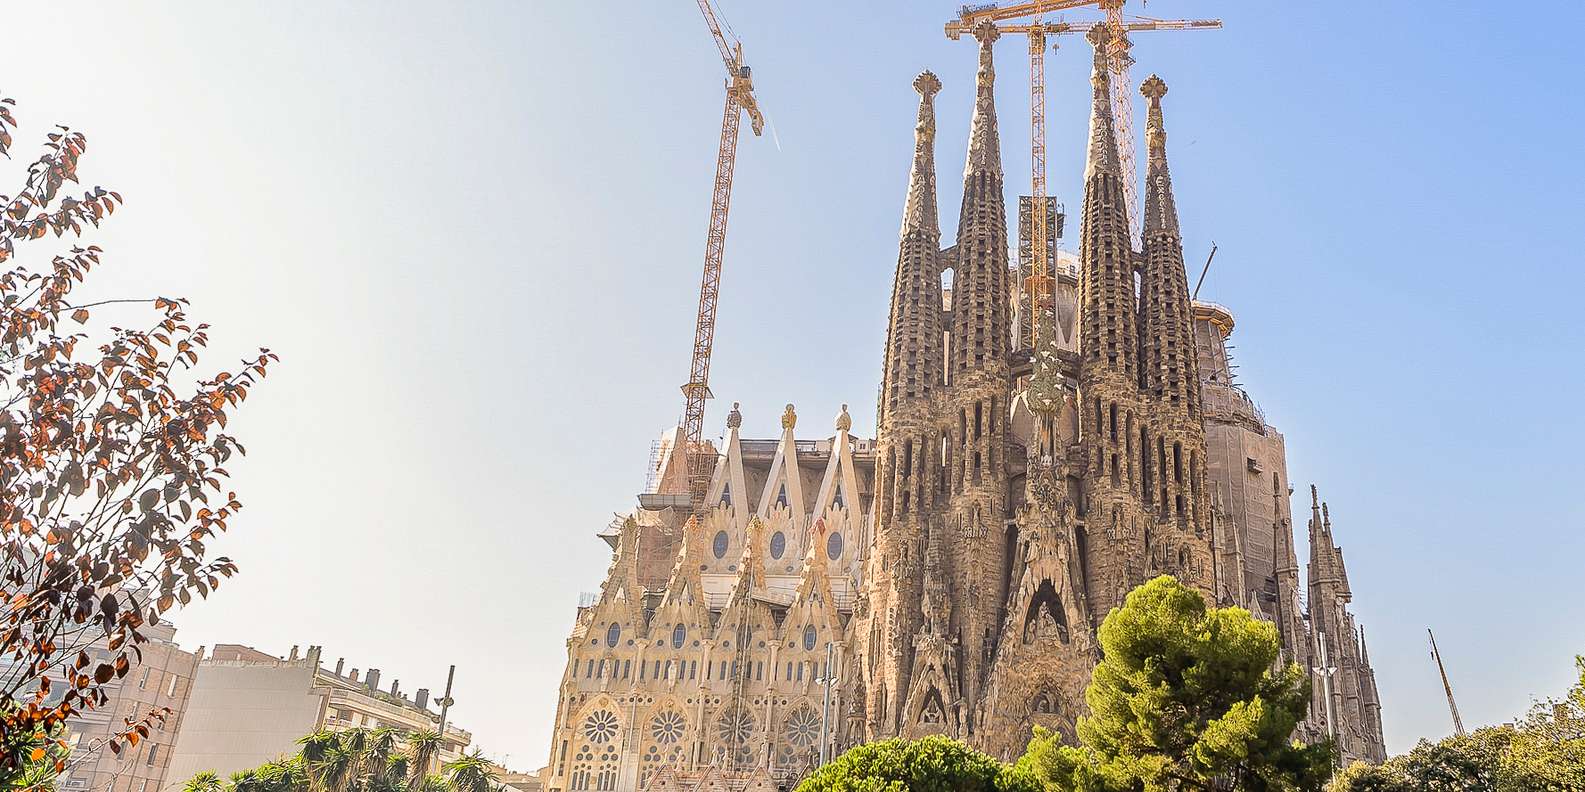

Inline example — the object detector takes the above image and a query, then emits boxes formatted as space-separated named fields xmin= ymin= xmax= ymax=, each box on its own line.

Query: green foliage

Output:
xmin=1024 ymin=576 xmax=1332 ymax=791
xmin=189 ymin=726 xmax=483 ymax=792
xmin=0 ymin=701 xmax=67 ymax=791
xmin=1328 ymin=657 xmax=1585 ymax=792
xmin=441 ymin=752 xmax=499 ymax=792
xmin=797 ymin=735 xmax=1039 ymax=792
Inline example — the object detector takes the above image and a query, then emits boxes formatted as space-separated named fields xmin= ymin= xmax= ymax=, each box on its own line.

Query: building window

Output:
xmin=769 ymin=531 xmax=786 ymax=560
xmin=146 ymin=744 xmax=159 ymax=766
xmin=803 ymin=626 xmax=817 ymax=651
xmin=605 ymin=622 xmax=620 ymax=648
xmin=775 ymin=484 xmax=788 ymax=508
xmin=167 ymin=674 xmax=179 ymax=697
xmin=827 ymin=531 xmax=843 ymax=560
xmin=720 ymin=483 xmax=731 ymax=507
xmin=672 ymin=624 xmax=686 ymax=649
xmin=712 ymin=530 xmax=729 ymax=559
xmin=138 ymin=668 xmax=150 ymax=690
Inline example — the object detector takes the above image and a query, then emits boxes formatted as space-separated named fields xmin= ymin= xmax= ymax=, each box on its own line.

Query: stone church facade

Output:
xmin=540 ymin=22 xmax=1383 ymax=792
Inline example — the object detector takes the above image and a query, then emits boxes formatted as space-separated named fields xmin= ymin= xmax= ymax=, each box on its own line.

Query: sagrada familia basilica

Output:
xmin=541 ymin=23 xmax=1385 ymax=792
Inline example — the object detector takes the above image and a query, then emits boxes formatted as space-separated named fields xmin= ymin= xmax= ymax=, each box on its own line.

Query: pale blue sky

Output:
xmin=6 ymin=0 xmax=1583 ymax=768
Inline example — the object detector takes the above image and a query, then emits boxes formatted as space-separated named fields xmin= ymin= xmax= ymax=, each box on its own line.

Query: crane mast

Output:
xmin=945 ymin=2 xmax=1219 ymax=348
xmin=1028 ymin=8 xmax=1051 ymax=349
xmin=683 ymin=1 xmax=763 ymax=516
xmin=1428 ymin=628 xmax=1467 ymax=737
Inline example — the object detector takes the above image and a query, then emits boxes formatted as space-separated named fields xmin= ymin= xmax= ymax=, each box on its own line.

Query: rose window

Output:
xmin=785 ymin=707 xmax=820 ymax=747
xmin=650 ymin=710 xmax=686 ymax=745
xmin=582 ymin=709 xmax=619 ymax=744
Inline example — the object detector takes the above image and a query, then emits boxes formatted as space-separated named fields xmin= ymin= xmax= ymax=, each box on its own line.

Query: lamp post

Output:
xmin=814 ymin=642 xmax=838 ymax=767
xmin=1311 ymin=630 xmax=1338 ymax=758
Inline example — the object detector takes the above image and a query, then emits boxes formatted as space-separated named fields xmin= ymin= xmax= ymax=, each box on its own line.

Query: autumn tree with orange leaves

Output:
xmin=0 ymin=92 xmax=274 ymax=778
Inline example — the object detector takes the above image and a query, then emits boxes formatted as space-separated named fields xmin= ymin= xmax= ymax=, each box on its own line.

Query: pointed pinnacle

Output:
xmin=902 ymin=71 xmax=941 ymax=236
xmin=963 ymin=21 xmax=1002 ymax=180
xmin=1083 ymin=26 xmax=1120 ymax=181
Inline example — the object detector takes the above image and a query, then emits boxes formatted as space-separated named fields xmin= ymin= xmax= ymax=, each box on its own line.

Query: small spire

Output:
xmin=1083 ymin=26 xmax=1121 ymax=181
xmin=902 ymin=71 xmax=942 ymax=236
xmin=1140 ymin=74 xmax=1180 ymax=238
xmin=964 ymin=21 xmax=1003 ymax=180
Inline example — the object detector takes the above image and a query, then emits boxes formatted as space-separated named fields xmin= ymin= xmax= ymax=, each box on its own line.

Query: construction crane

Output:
xmin=1428 ymin=628 xmax=1467 ymax=737
xmin=682 ymin=1 xmax=764 ymax=515
xmin=947 ymin=1 xmax=1219 ymax=296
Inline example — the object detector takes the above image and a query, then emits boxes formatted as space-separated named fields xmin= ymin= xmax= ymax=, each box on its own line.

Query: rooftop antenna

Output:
xmin=1428 ymin=628 xmax=1467 ymax=736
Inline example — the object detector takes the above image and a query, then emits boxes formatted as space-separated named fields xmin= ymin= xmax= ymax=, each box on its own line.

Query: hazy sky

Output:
xmin=6 ymin=0 xmax=1584 ymax=769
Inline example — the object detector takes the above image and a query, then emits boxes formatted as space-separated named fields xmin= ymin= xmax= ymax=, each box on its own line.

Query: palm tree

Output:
xmin=364 ymin=728 xmax=400 ymax=782
xmin=183 ymin=771 xmax=227 ymax=792
xmin=233 ymin=758 xmax=307 ymax=792
xmin=404 ymin=730 xmax=442 ymax=791
xmin=442 ymin=751 xmax=498 ymax=792
xmin=307 ymin=743 xmax=357 ymax=792
xmin=299 ymin=731 xmax=342 ymax=792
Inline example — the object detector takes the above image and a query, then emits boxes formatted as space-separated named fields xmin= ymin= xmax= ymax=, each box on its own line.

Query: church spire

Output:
xmin=902 ymin=71 xmax=941 ymax=237
xmin=879 ymin=72 xmax=946 ymax=422
xmin=964 ymin=22 xmax=1003 ymax=180
xmin=1077 ymin=24 xmax=1139 ymax=389
xmin=1136 ymin=74 xmax=1200 ymax=419
xmin=1084 ymin=27 xmax=1122 ymax=182
xmin=949 ymin=21 xmax=1011 ymax=378
xmin=1140 ymin=75 xmax=1180 ymax=238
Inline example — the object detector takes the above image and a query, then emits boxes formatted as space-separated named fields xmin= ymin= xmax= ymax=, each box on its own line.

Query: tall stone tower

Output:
xmin=1135 ymin=73 xmax=1215 ymax=598
xmin=865 ymin=68 xmax=945 ymax=740
xmin=938 ymin=20 xmax=1013 ymax=735
xmin=1073 ymin=27 xmax=1147 ymax=618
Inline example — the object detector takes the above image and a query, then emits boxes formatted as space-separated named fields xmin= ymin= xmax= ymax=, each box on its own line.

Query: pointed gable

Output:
xmin=706 ymin=402 xmax=751 ymax=531
xmin=813 ymin=405 xmax=862 ymax=518
xmin=755 ymin=405 xmax=807 ymax=526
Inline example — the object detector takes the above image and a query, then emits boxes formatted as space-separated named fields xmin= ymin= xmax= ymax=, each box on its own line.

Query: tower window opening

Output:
xmin=1173 ymin=442 xmax=1183 ymax=483
xmin=1111 ymin=454 xmax=1120 ymax=487
xmin=1141 ymin=426 xmax=1152 ymax=501
xmin=1109 ymin=403 xmax=1118 ymax=441
xmin=975 ymin=402 xmax=984 ymax=440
